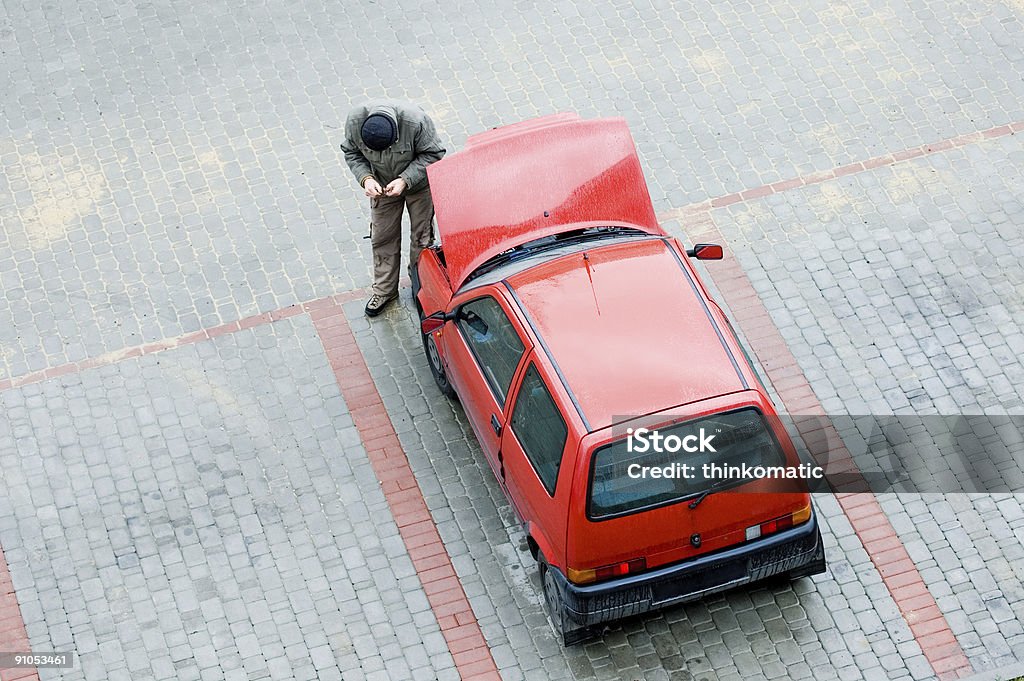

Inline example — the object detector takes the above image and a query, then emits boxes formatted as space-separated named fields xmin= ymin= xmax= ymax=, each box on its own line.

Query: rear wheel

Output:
xmin=539 ymin=559 xmax=593 ymax=646
xmin=786 ymin=533 xmax=827 ymax=581
xmin=761 ymin=533 xmax=827 ymax=587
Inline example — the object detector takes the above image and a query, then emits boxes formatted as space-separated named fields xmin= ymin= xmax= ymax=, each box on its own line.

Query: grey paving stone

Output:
xmin=3 ymin=0 xmax=1024 ymax=678
xmin=0 ymin=318 xmax=453 ymax=680
xmin=677 ymin=133 xmax=1024 ymax=675
xmin=0 ymin=0 xmax=1021 ymax=381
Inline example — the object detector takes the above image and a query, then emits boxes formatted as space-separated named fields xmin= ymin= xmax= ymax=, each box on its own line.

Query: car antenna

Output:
xmin=583 ymin=253 xmax=601 ymax=315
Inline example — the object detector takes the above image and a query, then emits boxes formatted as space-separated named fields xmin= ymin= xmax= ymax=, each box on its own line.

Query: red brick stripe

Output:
xmin=0 ymin=289 xmax=369 ymax=394
xmin=0 ymin=549 xmax=39 ymax=681
xmin=680 ymin=214 xmax=972 ymax=680
xmin=310 ymin=301 xmax=501 ymax=681
xmin=661 ymin=120 xmax=1022 ymax=222
xmin=1 ymin=282 xmax=497 ymax=679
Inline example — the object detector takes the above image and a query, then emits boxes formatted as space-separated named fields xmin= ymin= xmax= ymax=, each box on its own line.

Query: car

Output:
xmin=412 ymin=113 xmax=826 ymax=644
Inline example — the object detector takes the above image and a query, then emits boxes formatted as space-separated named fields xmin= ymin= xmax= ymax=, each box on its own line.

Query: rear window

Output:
xmin=588 ymin=408 xmax=786 ymax=519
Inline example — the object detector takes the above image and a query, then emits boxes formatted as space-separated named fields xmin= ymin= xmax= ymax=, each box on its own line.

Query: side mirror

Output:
xmin=686 ymin=243 xmax=724 ymax=260
xmin=421 ymin=312 xmax=450 ymax=335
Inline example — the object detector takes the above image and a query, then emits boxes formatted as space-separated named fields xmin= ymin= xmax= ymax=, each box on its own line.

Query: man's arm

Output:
xmin=398 ymin=115 xmax=446 ymax=189
xmin=342 ymin=139 xmax=375 ymax=187
xmin=341 ymin=112 xmax=375 ymax=187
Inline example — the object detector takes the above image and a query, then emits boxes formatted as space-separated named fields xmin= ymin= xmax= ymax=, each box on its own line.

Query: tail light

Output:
xmin=567 ymin=557 xmax=647 ymax=585
xmin=745 ymin=502 xmax=812 ymax=541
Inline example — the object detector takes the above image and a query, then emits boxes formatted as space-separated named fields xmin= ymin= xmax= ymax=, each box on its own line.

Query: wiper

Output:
xmin=687 ymin=490 xmax=712 ymax=510
xmin=464 ymin=227 xmax=648 ymax=284
xmin=550 ymin=226 xmax=645 ymax=247
xmin=466 ymin=247 xmax=538 ymax=281
xmin=687 ymin=479 xmax=733 ymax=509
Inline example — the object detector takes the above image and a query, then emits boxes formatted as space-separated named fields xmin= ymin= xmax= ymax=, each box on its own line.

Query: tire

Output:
xmin=787 ymin=534 xmax=827 ymax=581
xmin=762 ymin=537 xmax=827 ymax=587
xmin=539 ymin=560 xmax=593 ymax=646
xmin=422 ymin=328 xmax=457 ymax=399
xmin=413 ymin=268 xmax=457 ymax=400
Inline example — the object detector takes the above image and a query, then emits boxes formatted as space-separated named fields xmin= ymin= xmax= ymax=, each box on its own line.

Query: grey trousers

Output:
xmin=369 ymin=187 xmax=435 ymax=296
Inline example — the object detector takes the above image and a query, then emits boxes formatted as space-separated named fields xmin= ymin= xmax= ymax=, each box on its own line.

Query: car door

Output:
xmin=500 ymin=357 xmax=573 ymax=560
xmin=442 ymin=292 xmax=530 ymax=480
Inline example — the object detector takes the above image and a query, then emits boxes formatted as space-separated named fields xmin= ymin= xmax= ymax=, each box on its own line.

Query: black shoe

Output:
xmin=365 ymin=292 xmax=397 ymax=317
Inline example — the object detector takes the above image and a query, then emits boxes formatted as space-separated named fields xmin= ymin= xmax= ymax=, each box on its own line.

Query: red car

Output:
xmin=413 ymin=113 xmax=825 ymax=644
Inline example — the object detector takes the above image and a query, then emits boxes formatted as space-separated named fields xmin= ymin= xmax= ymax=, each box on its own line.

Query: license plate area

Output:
xmin=651 ymin=559 xmax=747 ymax=604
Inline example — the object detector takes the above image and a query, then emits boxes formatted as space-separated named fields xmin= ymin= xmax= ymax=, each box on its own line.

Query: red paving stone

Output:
xmin=0 ymin=289 xmax=380 ymax=393
xmin=0 ymin=275 xmax=489 ymax=678
xmin=0 ymin=550 xmax=39 ymax=681
xmin=310 ymin=301 xmax=500 ymax=681
xmin=677 ymin=214 xmax=973 ymax=680
xmin=660 ymin=119 xmax=1021 ymax=226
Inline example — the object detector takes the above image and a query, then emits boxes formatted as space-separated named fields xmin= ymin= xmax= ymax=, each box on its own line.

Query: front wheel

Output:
xmin=422 ymin=329 xmax=457 ymax=399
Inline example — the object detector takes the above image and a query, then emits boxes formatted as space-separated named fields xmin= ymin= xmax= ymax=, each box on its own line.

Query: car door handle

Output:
xmin=490 ymin=414 xmax=501 ymax=436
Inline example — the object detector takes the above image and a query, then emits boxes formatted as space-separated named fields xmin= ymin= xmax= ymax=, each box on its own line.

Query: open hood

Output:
xmin=426 ymin=113 xmax=664 ymax=290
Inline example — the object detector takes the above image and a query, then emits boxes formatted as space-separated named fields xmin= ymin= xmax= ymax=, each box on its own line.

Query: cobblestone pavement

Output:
xmin=1 ymin=0 xmax=1023 ymax=678
xmin=0 ymin=319 xmax=458 ymax=681
xmin=2 ymin=0 xmax=1024 ymax=379
xmin=680 ymin=132 xmax=1024 ymax=673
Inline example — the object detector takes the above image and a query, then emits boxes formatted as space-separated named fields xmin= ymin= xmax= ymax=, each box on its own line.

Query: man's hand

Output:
xmin=384 ymin=178 xmax=407 ymax=196
xmin=363 ymin=177 xmax=383 ymax=197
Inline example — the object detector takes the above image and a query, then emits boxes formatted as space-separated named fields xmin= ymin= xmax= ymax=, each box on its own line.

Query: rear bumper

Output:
xmin=551 ymin=511 xmax=826 ymax=628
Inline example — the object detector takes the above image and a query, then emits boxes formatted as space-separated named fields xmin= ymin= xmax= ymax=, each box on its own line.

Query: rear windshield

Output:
xmin=588 ymin=408 xmax=786 ymax=519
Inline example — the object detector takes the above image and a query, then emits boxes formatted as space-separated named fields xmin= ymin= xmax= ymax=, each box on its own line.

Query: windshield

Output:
xmin=587 ymin=408 xmax=787 ymax=519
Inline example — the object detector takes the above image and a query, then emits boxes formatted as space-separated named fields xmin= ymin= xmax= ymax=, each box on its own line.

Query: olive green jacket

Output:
xmin=341 ymin=101 xmax=446 ymax=194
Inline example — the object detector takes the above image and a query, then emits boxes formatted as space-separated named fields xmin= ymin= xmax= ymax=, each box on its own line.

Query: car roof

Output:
xmin=426 ymin=113 xmax=664 ymax=291
xmin=505 ymin=238 xmax=749 ymax=431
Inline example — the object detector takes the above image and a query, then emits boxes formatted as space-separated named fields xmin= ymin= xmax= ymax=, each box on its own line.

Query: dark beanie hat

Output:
xmin=361 ymin=114 xmax=397 ymax=151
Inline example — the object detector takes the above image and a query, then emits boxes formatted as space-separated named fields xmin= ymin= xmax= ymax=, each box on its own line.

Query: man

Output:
xmin=342 ymin=101 xmax=446 ymax=316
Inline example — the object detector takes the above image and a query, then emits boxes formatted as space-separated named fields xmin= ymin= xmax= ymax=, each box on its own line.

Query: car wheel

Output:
xmin=422 ymin=330 xmax=457 ymax=399
xmin=539 ymin=560 xmax=593 ymax=646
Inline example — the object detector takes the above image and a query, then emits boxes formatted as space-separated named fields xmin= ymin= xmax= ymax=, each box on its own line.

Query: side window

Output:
xmin=509 ymin=364 xmax=568 ymax=496
xmin=456 ymin=297 xmax=526 ymax=405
